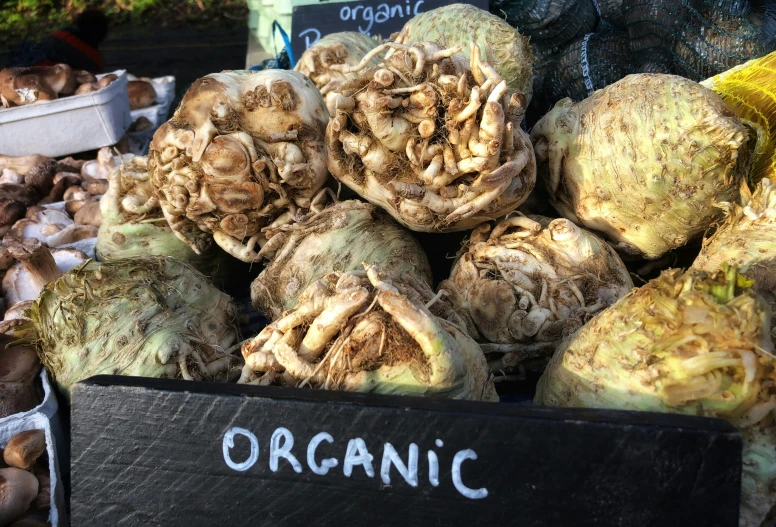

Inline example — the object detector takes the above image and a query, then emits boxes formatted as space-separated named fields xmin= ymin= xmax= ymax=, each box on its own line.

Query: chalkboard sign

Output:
xmin=70 ymin=376 xmax=743 ymax=526
xmin=290 ymin=0 xmax=488 ymax=58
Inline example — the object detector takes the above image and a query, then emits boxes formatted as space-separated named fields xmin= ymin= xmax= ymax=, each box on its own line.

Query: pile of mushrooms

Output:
xmin=0 ymin=429 xmax=52 ymax=526
xmin=0 ymin=64 xmax=157 ymax=111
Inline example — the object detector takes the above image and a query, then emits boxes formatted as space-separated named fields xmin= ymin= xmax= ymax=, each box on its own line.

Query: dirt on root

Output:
xmin=337 ymin=310 xmax=430 ymax=381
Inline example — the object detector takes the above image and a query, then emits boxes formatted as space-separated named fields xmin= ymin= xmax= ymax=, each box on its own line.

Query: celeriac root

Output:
xmin=325 ymin=41 xmax=536 ymax=232
xmin=239 ymin=264 xmax=497 ymax=401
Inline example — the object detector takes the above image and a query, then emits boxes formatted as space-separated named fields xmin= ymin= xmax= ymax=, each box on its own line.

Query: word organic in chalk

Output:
xmin=223 ymin=427 xmax=487 ymax=499
xmin=71 ymin=377 xmax=743 ymax=527
xmin=290 ymin=0 xmax=488 ymax=55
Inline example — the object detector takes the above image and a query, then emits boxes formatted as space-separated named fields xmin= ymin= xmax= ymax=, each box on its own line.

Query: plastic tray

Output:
xmin=0 ymin=70 xmax=132 ymax=158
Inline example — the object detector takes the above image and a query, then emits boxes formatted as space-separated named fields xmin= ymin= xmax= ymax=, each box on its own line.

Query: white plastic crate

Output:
xmin=0 ymin=369 xmax=67 ymax=526
xmin=0 ymin=70 xmax=132 ymax=158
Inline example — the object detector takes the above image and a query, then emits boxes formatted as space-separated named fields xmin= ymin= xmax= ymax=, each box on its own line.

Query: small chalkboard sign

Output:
xmin=70 ymin=376 xmax=743 ymax=526
xmin=290 ymin=0 xmax=488 ymax=58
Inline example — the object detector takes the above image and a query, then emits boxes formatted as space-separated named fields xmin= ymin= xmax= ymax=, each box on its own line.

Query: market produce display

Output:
xmin=530 ymin=73 xmax=750 ymax=259
xmin=149 ymin=69 xmax=330 ymax=262
xmin=440 ymin=214 xmax=633 ymax=372
xmin=240 ymin=264 xmax=497 ymax=401
xmin=0 ymin=3 xmax=775 ymax=524
xmin=251 ymin=199 xmax=432 ymax=319
xmin=326 ymin=40 xmax=536 ymax=232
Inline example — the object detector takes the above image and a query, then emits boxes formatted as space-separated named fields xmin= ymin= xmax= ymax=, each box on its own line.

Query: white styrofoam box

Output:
xmin=0 ymin=410 xmax=67 ymax=526
xmin=130 ymin=75 xmax=177 ymax=126
xmin=0 ymin=368 xmax=68 ymax=511
xmin=0 ymin=70 xmax=132 ymax=158
xmin=128 ymin=76 xmax=176 ymax=155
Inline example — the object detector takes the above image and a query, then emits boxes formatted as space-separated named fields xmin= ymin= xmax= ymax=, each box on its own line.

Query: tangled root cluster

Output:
xmin=239 ymin=264 xmax=497 ymax=401
xmin=441 ymin=215 xmax=634 ymax=371
xmin=149 ymin=70 xmax=330 ymax=262
xmin=326 ymin=41 xmax=537 ymax=232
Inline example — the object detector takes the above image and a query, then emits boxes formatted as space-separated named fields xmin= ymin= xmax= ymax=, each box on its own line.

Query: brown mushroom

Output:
xmin=44 ymin=175 xmax=80 ymax=203
xmin=23 ymin=161 xmax=56 ymax=197
xmin=46 ymin=64 xmax=75 ymax=96
xmin=0 ymin=467 xmax=39 ymax=525
xmin=24 ymin=207 xmax=45 ymax=221
xmin=2 ymin=239 xmax=89 ymax=309
xmin=62 ymin=186 xmax=89 ymax=202
xmin=74 ymin=200 xmax=102 ymax=227
xmin=64 ymin=200 xmax=86 ymax=217
xmin=74 ymin=82 xmax=100 ymax=95
xmin=52 ymin=172 xmax=79 ymax=186
xmin=0 ymin=155 xmax=53 ymax=177
xmin=55 ymin=157 xmax=85 ymax=174
xmin=127 ymin=80 xmax=157 ymax=110
xmin=0 ymin=246 xmax=15 ymax=273
xmin=0 ymin=201 xmax=28 ymax=228
xmin=0 ymin=335 xmax=41 ymax=418
xmin=84 ymin=179 xmax=108 ymax=196
xmin=128 ymin=116 xmax=154 ymax=132
xmin=30 ymin=463 xmax=49 ymax=510
xmin=81 ymin=148 xmax=116 ymax=182
xmin=0 ymin=185 xmax=40 ymax=208
xmin=74 ymin=69 xmax=97 ymax=85
xmin=97 ymin=74 xmax=118 ymax=89
xmin=0 ymin=68 xmax=57 ymax=107
xmin=3 ymin=430 xmax=45 ymax=471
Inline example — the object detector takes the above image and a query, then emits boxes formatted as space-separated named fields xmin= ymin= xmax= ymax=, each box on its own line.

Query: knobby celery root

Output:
xmin=326 ymin=41 xmax=536 ymax=232
xmin=441 ymin=214 xmax=633 ymax=372
xmin=96 ymin=156 xmax=241 ymax=286
xmin=295 ymin=32 xmax=381 ymax=115
xmin=240 ymin=264 xmax=497 ymax=401
xmin=251 ymin=199 xmax=432 ymax=319
xmin=149 ymin=70 xmax=330 ymax=262
xmin=530 ymin=74 xmax=749 ymax=259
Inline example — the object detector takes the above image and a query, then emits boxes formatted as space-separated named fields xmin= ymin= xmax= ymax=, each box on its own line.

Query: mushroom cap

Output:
xmin=3 ymin=430 xmax=46 ymax=470
xmin=127 ymin=80 xmax=157 ymax=110
xmin=0 ymin=467 xmax=39 ymax=526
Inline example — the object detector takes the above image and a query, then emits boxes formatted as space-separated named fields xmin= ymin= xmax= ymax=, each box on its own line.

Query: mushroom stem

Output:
xmin=6 ymin=239 xmax=62 ymax=295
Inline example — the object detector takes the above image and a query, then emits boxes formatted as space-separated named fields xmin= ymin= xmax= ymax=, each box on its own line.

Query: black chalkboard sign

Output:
xmin=290 ymin=0 xmax=488 ymax=58
xmin=70 ymin=375 xmax=743 ymax=526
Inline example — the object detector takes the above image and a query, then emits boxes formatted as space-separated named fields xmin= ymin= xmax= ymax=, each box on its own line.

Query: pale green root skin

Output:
xmin=251 ymin=201 xmax=432 ymax=319
xmin=19 ymin=257 xmax=241 ymax=398
xmin=96 ymin=221 xmax=238 ymax=285
xmin=530 ymin=74 xmax=750 ymax=259
xmin=396 ymin=4 xmax=534 ymax=103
